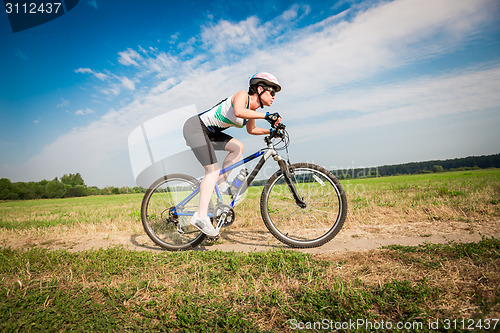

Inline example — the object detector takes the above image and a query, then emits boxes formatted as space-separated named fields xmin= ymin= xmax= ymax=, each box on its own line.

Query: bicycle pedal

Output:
xmin=206 ymin=235 xmax=220 ymax=242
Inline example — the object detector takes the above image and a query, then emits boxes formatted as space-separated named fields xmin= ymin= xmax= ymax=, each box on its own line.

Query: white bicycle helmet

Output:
xmin=249 ymin=72 xmax=281 ymax=92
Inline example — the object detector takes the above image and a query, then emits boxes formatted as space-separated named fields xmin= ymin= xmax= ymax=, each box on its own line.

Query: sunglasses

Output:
xmin=264 ymin=86 xmax=276 ymax=97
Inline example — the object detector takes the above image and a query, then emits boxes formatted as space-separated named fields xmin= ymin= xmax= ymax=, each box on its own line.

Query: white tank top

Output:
xmin=199 ymin=95 xmax=249 ymax=133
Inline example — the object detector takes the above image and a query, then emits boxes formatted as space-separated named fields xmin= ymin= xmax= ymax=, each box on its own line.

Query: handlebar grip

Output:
xmin=269 ymin=123 xmax=285 ymax=139
xmin=273 ymin=123 xmax=285 ymax=130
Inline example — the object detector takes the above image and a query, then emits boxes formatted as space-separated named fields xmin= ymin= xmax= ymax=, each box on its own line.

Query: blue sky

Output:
xmin=1 ymin=0 xmax=499 ymax=187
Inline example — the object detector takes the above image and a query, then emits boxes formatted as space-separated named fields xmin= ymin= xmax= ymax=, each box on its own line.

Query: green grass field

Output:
xmin=0 ymin=239 xmax=498 ymax=331
xmin=0 ymin=169 xmax=499 ymax=331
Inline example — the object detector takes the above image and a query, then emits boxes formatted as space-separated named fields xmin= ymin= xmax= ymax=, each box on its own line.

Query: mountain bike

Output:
xmin=140 ymin=123 xmax=347 ymax=251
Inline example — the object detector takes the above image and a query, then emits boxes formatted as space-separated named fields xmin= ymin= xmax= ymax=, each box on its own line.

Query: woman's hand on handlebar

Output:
xmin=265 ymin=112 xmax=281 ymax=126
xmin=269 ymin=122 xmax=285 ymax=139
xmin=264 ymin=112 xmax=284 ymax=138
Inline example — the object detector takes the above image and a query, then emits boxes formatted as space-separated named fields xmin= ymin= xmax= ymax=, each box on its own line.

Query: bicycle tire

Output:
xmin=260 ymin=163 xmax=347 ymax=248
xmin=141 ymin=174 xmax=206 ymax=251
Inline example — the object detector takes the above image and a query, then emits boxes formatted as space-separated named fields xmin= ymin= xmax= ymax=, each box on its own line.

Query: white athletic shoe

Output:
xmin=190 ymin=213 xmax=218 ymax=237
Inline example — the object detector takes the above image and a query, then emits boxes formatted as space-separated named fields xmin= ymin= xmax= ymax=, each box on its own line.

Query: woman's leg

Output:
xmin=183 ymin=116 xmax=219 ymax=230
xmin=197 ymin=163 xmax=219 ymax=217
xmin=219 ymin=138 xmax=244 ymax=184
xmin=191 ymin=162 xmax=219 ymax=237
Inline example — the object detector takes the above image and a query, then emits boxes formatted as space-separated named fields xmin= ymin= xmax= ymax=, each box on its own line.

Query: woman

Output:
xmin=183 ymin=72 xmax=282 ymax=236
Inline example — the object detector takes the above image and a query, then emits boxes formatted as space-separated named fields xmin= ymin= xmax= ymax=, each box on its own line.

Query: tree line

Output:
xmin=332 ymin=153 xmax=500 ymax=179
xmin=0 ymin=173 xmax=146 ymax=201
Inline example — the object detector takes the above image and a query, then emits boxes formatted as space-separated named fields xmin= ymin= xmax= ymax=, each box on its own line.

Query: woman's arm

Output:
xmin=232 ymin=90 xmax=277 ymax=135
xmin=232 ymin=91 xmax=266 ymax=120
xmin=246 ymin=119 xmax=270 ymax=135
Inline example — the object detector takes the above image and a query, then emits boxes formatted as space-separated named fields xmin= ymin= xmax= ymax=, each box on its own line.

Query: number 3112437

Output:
xmin=5 ymin=2 xmax=62 ymax=14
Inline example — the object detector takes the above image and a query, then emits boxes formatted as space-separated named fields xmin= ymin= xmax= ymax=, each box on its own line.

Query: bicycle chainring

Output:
xmin=214 ymin=204 xmax=235 ymax=228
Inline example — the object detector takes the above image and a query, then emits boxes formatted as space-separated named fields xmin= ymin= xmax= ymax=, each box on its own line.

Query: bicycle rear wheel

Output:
xmin=260 ymin=163 xmax=347 ymax=248
xmin=141 ymin=174 xmax=205 ymax=251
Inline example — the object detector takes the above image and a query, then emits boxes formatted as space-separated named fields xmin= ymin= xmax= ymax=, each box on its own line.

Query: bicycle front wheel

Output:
xmin=141 ymin=174 xmax=205 ymax=251
xmin=260 ymin=163 xmax=347 ymax=248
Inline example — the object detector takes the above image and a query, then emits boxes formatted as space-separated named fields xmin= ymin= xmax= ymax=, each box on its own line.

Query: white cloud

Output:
xmin=100 ymin=86 xmax=120 ymax=97
xmin=75 ymin=67 xmax=92 ymax=74
xmin=270 ymin=0 xmax=498 ymax=99
xmin=201 ymin=16 xmax=265 ymax=54
xmin=290 ymin=65 xmax=500 ymax=142
xmin=150 ymin=77 xmax=179 ymax=95
xmin=118 ymin=48 xmax=143 ymax=67
xmin=120 ymin=77 xmax=135 ymax=91
xmin=57 ymin=97 xmax=70 ymax=108
xmin=75 ymin=108 xmax=95 ymax=116
xmin=199 ymin=4 xmax=310 ymax=57
xmin=94 ymin=72 xmax=109 ymax=81
xmin=75 ymin=67 xmax=109 ymax=81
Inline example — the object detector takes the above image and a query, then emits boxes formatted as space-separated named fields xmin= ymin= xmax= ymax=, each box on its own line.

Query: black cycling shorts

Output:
xmin=183 ymin=115 xmax=233 ymax=166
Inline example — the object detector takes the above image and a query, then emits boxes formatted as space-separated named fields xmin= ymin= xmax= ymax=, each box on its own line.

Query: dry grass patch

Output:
xmin=314 ymin=238 xmax=500 ymax=320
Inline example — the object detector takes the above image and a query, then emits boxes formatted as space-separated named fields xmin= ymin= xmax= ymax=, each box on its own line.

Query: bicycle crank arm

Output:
xmin=215 ymin=213 xmax=227 ymax=230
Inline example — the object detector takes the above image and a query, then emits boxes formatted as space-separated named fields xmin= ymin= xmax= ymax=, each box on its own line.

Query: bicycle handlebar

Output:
xmin=274 ymin=123 xmax=286 ymax=130
xmin=266 ymin=123 xmax=286 ymax=141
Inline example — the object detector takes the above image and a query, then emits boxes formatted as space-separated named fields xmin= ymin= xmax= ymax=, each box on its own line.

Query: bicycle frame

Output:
xmin=172 ymin=144 xmax=277 ymax=220
xmin=170 ymin=126 xmax=308 ymax=232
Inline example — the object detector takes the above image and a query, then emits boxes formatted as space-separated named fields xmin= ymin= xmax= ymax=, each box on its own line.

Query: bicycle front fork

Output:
xmin=277 ymin=159 xmax=307 ymax=209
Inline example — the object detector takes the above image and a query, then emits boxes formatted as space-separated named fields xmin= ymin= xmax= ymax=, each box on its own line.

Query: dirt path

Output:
xmin=11 ymin=219 xmax=496 ymax=254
